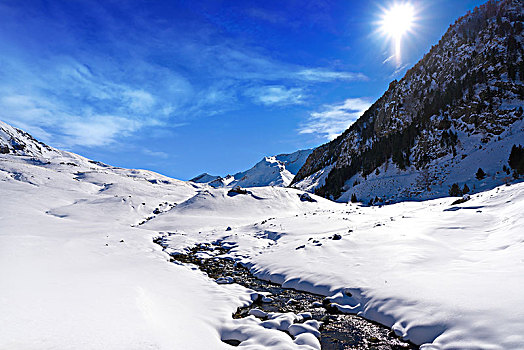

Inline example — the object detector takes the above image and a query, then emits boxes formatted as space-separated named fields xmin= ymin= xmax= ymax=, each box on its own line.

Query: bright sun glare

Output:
xmin=379 ymin=2 xmax=416 ymax=66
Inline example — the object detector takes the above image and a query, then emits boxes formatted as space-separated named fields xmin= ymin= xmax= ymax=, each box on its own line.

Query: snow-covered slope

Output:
xmin=0 ymin=120 xmax=62 ymax=158
xmin=0 ymin=156 xmax=256 ymax=350
xmin=0 ymin=120 xmax=324 ymax=350
xmin=334 ymin=118 xmax=524 ymax=203
xmin=194 ymin=149 xmax=312 ymax=188
xmin=2 ymin=119 xmax=524 ymax=349
xmin=292 ymin=0 xmax=524 ymax=203
xmin=147 ymin=181 xmax=524 ymax=349
xmin=144 ymin=186 xmax=330 ymax=233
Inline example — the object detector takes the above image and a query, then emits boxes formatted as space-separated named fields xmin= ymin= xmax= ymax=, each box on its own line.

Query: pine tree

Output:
xmin=449 ymin=183 xmax=462 ymax=196
xmin=509 ymin=145 xmax=524 ymax=175
xmin=350 ymin=193 xmax=358 ymax=203
xmin=476 ymin=168 xmax=486 ymax=180
xmin=462 ymin=184 xmax=470 ymax=195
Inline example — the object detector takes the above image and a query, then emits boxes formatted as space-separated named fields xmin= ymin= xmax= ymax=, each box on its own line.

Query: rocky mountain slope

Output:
xmin=291 ymin=0 xmax=524 ymax=203
xmin=0 ymin=121 xmax=62 ymax=158
xmin=192 ymin=149 xmax=312 ymax=188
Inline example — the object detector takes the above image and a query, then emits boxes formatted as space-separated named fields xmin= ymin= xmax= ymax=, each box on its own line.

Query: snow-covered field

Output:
xmin=0 ymin=152 xmax=331 ymax=349
xmin=1 ymin=121 xmax=524 ymax=349
xmin=147 ymin=184 xmax=524 ymax=349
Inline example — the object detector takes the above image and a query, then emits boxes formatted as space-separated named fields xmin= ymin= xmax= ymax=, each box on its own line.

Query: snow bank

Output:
xmin=156 ymin=180 xmax=524 ymax=349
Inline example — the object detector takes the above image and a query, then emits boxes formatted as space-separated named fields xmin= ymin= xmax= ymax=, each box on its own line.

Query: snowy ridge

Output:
xmin=190 ymin=172 xmax=221 ymax=183
xmin=194 ymin=149 xmax=312 ymax=188
xmin=0 ymin=120 xmax=62 ymax=158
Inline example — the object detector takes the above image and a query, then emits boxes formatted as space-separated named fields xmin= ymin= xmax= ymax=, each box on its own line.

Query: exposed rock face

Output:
xmin=292 ymin=0 xmax=524 ymax=201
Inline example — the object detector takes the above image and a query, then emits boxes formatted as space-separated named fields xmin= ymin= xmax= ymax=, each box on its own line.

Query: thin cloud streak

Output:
xmin=296 ymin=69 xmax=368 ymax=82
xmin=245 ymin=86 xmax=305 ymax=106
xmin=299 ymin=98 xmax=372 ymax=140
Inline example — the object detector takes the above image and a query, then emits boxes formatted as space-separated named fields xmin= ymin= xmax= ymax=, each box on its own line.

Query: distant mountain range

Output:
xmin=0 ymin=118 xmax=312 ymax=191
xmin=291 ymin=0 xmax=524 ymax=203
xmin=190 ymin=149 xmax=312 ymax=188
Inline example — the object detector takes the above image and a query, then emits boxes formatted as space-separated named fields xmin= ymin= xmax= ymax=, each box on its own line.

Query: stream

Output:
xmin=154 ymin=236 xmax=417 ymax=350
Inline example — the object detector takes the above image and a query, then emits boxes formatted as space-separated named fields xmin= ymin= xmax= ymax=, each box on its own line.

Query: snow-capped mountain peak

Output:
xmin=192 ymin=149 xmax=312 ymax=188
xmin=0 ymin=120 xmax=61 ymax=158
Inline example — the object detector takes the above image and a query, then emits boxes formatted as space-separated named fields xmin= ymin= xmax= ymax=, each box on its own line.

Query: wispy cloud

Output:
xmin=299 ymin=98 xmax=372 ymax=140
xmin=0 ymin=56 xmax=173 ymax=148
xmin=196 ymin=45 xmax=365 ymax=84
xmin=296 ymin=69 xmax=367 ymax=82
xmin=61 ymin=116 xmax=145 ymax=147
xmin=245 ymin=8 xmax=299 ymax=27
xmin=0 ymin=1 xmax=367 ymax=150
xmin=245 ymin=85 xmax=305 ymax=106
xmin=142 ymin=149 xmax=170 ymax=159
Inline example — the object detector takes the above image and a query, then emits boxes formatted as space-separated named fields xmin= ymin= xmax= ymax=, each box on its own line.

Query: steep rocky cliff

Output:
xmin=292 ymin=0 xmax=524 ymax=202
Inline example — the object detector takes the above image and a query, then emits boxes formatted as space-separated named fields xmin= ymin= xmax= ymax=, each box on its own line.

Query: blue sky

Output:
xmin=0 ymin=0 xmax=486 ymax=179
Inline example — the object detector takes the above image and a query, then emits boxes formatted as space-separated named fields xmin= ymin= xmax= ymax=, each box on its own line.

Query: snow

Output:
xmin=330 ymin=117 xmax=524 ymax=204
xmin=147 ymin=182 xmax=524 ymax=349
xmin=248 ymin=308 xmax=268 ymax=318
xmin=190 ymin=172 xmax=221 ymax=183
xmin=288 ymin=321 xmax=321 ymax=338
xmin=216 ymin=276 xmax=235 ymax=284
xmin=195 ymin=149 xmax=312 ymax=189
xmin=0 ymin=132 xmax=322 ymax=349
xmin=2 ymin=119 xmax=524 ymax=349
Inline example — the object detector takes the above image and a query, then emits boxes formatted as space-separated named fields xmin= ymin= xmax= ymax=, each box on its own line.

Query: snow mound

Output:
xmin=144 ymin=186 xmax=331 ymax=232
xmin=158 ymin=179 xmax=524 ymax=349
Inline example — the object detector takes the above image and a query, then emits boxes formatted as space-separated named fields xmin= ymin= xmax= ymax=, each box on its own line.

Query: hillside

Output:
xmin=291 ymin=0 xmax=524 ymax=203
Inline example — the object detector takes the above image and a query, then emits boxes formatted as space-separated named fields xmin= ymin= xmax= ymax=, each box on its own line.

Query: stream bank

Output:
xmin=154 ymin=236 xmax=417 ymax=350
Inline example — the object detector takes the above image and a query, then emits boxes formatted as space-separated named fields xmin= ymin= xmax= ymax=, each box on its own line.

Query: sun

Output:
xmin=380 ymin=3 xmax=415 ymax=39
xmin=378 ymin=2 xmax=416 ymax=65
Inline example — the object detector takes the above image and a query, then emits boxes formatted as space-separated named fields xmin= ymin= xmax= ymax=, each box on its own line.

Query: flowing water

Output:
xmin=154 ymin=236 xmax=417 ymax=350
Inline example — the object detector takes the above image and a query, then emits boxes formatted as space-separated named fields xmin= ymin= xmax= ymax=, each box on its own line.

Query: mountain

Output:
xmin=190 ymin=173 xmax=222 ymax=183
xmin=0 ymin=119 xmax=198 ymax=197
xmin=192 ymin=149 xmax=312 ymax=188
xmin=291 ymin=0 xmax=524 ymax=203
xmin=0 ymin=120 xmax=62 ymax=158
